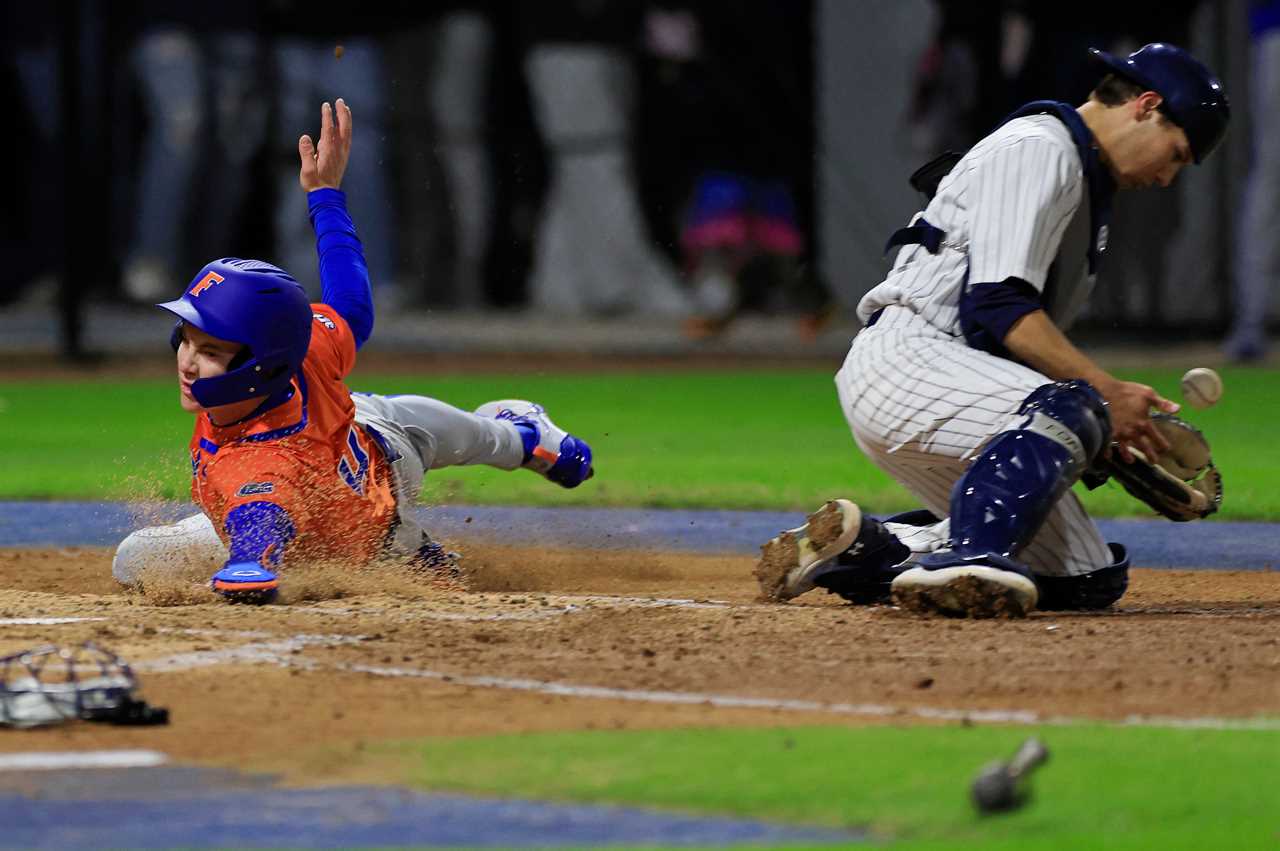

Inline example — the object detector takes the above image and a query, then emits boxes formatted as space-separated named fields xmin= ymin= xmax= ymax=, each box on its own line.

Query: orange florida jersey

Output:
xmin=189 ymin=304 xmax=398 ymax=565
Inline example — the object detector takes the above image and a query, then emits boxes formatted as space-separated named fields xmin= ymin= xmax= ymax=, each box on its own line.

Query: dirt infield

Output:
xmin=1 ymin=545 xmax=1277 ymax=784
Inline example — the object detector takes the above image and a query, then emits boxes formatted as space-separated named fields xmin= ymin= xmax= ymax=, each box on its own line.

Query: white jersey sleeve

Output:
xmin=967 ymin=133 xmax=1082 ymax=290
xmin=857 ymin=116 xmax=1086 ymax=332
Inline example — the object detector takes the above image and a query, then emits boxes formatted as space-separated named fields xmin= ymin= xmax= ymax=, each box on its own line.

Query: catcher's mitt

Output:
xmin=1094 ymin=413 xmax=1222 ymax=522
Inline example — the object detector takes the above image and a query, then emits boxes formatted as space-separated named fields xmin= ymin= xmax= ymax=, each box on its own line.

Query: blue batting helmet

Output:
xmin=158 ymin=258 xmax=313 ymax=408
xmin=1088 ymin=42 xmax=1230 ymax=163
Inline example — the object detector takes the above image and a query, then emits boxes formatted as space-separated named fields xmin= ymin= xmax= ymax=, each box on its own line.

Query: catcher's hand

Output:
xmin=1093 ymin=413 xmax=1222 ymax=521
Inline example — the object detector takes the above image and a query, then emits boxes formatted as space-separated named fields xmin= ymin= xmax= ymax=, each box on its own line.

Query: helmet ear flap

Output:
xmin=169 ymin=321 xmax=184 ymax=352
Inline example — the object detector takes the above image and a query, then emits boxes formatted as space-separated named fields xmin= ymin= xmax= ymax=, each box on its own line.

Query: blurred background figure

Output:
xmin=3 ymin=3 xmax=126 ymax=360
xmin=124 ymin=3 xmax=267 ymax=303
xmin=0 ymin=0 xmax=1257 ymax=362
xmin=1225 ymin=0 xmax=1280 ymax=362
xmin=2 ymin=5 xmax=66 ymax=311
xmin=903 ymin=1 xmax=1015 ymax=158
xmin=383 ymin=4 xmax=499 ymax=310
xmin=264 ymin=4 xmax=399 ymax=306
xmin=637 ymin=1 xmax=828 ymax=339
xmin=518 ymin=2 xmax=692 ymax=317
xmin=428 ymin=7 xmax=496 ymax=309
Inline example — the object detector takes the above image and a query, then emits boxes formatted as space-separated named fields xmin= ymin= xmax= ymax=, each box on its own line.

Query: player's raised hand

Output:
xmin=298 ymin=98 xmax=352 ymax=192
xmin=1102 ymin=379 xmax=1178 ymax=463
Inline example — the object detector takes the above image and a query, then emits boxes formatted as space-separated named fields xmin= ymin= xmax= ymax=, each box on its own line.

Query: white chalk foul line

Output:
xmin=136 ymin=633 xmax=366 ymax=673
xmin=248 ymin=594 xmax=730 ymax=624
xmin=338 ymin=664 xmax=1280 ymax=731
xmin=562 ymin=596 xmax=731 ymax=609
xmin=343 ymin=664 xmax=1050 ymax=725
xmin=292 ymin=595 xmax=728 ymax=623
xmin=128 ymin=629 xmax=1280 ymax=732
xmin=0 ymin=750 xmax=168 ymax=771
xmin=390 ymin=595 xmax=729 ymax=624
xmin=0 ymin=617 xmax=108 ymax=626
xmin=158 ymin=627 xmax=277 ymax=640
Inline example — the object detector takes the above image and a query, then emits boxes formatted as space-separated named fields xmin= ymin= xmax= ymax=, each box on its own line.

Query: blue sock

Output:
xmin=513 ymin=421 xmax=539 ymax=463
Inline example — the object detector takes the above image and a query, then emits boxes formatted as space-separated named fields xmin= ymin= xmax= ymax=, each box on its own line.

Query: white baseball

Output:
xmin=1180 ymin=367 xmax=1223 ymax=409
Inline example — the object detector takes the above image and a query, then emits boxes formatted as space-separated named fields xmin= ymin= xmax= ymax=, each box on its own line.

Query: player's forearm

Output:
xmin=1003 ymin=310 xmax=1115 ymax=391
xmin=308 ymin=188 xmax=374 ymax=348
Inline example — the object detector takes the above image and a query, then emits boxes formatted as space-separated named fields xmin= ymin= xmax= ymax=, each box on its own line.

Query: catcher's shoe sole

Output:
xmin=754 ymin=499 xmax=862 ymax=602
xmin=890 ymin=565 xmax=1038 ymax=618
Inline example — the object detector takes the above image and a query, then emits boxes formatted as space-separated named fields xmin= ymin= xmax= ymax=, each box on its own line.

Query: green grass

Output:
xmin=0 ymin=366 xmax=1277 ymax=518
xmin=6 ymin=367 xmax=1277 ymax=849
xmin=373 ymin=725 xmax=1279 ymax=849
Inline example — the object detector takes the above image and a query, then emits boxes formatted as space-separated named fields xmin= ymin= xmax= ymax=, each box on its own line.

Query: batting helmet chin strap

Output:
xmin=917 ymin=380 xmax=1111 ymax=574
xmin=190 ymin=358 xmax=295 ymax=408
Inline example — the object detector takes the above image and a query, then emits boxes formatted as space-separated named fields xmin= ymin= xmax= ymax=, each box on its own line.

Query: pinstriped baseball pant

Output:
xmin=835 ymin=305 xmax=1113 ymax=577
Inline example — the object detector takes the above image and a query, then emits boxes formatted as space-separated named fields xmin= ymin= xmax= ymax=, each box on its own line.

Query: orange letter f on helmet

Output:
xmin=190 ymin=271 xmax=225 ymax=297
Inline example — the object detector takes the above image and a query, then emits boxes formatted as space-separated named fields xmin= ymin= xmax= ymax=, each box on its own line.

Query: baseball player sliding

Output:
xmin=113 ymin=99 xmax=594 ymax=603
xmin=756 ymin=44 xmax=1229 ymax=617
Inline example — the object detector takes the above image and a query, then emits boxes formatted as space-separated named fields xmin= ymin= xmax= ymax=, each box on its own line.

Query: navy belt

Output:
xmin=883 ymin=219 xmax=946 ymax=256
xmin=872 ymin=218 xmax=949 ymax=329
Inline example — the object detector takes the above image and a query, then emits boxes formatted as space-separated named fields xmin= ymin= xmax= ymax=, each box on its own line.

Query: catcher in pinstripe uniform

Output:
xmin=756 ymin=44 xmax=1229 ymax=617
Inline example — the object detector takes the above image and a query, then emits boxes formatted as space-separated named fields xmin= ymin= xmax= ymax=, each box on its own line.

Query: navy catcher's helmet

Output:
xmin=158 ymin=258 xmax=313 ymax=408
xmin=1088 ymin=42 xmax=1230 ymax=163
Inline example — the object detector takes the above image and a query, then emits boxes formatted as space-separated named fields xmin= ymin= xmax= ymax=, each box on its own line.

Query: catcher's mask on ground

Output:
xmin=0 ymin=642 xmax=169 ymax=728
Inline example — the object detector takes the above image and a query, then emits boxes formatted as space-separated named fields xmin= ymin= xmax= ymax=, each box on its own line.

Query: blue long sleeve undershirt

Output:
xmin=308 ymin=188 xmax=374 ymax=348
xmin=958 ymin=276 xmax=1044 ymax=360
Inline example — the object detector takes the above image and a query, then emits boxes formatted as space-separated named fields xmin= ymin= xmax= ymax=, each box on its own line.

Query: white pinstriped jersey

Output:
xmin=858 ymin=115 xmax=1097 ymax=334
xmin=835 ymin=111 xmax=1116 ymax=578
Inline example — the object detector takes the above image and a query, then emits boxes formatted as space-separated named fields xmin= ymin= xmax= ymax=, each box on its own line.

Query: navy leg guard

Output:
xmin=1035 ymin=544 xmax=1130 ymax=610
xmin=920 ymin=380 xmax=1111 ymax=571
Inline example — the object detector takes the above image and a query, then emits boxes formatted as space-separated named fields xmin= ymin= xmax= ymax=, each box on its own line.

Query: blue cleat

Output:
xmin=475 ymin=399 xmax=594 ymax=489
xmin=410 ymin=537 xmax=464 ymax=583
xmin=210 ymin=562 xmax=279 ymax=604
